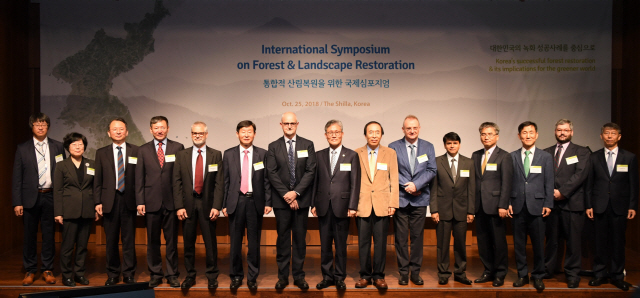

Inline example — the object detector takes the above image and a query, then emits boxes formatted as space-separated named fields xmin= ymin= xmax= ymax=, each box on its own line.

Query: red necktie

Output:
xmin=240 ymin=150 xmax=249 ymax=194
xmin=194 ymin=149 xmax=203 ymax=194
xmin=157 ymin=141 xmax=165 ymax=168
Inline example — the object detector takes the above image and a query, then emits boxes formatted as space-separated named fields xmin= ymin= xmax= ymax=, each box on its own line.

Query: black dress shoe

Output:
xmin=167 ymin=277 xmax=180 ymax=288
xmin=336 ymin=280 xmax=347 ymax=290
xmin=474 ymin=274 xmax=493 ymax=283
xmin=230 ymin=278 xmax=243 ymax=289
xmin=610 ymin=279 xmax=629 ymax=291
xmin=410 ymin=274 xmax=424 ymax=285
xmin=398 ymin=274 xmax=409 ymax=285
xmin=454 ymin=276 xmax=473 ymax=285
xmin=567 ymin=279 xmax=580 ymax=288
xmin=247 ymin=280 xmax=258 ymax=290
xmin=181 ymin=277 xmax=196 ymax=289
xmin=275 ymin=279 xmax=289 ymax=289
xmin=208 ymin=279 xmax=218 ymax=289
xmin=588 ymin=277 xmax=608 ymax=286
xmin=438 ymin=277 xmax=449 ymax=285
xmin=513 ymin=276 xmax=530 ymax=287
xmin=123 ymin=276 xmax=135 ymax=284
xmin=316 ymin=279 xmax=334 ymax=289
xmin=492 ymin=277 xmax=504 ymax=287
xmin=62 ymin=278 xmax=76 ymax=287
xmin=294 ymin=278 xmax=309 ymax=290
xmin=542 ymin=272 xmax=554 ymax=279
xmin=74 ymin=276 xmax=90 ymax=285
xmin=105 ymin=277 xmax=120 ymax=286
xmin=533 ymin=278 xmax=545 ymax=290
xmin=149 ymin=277 xmax=163 ymax=288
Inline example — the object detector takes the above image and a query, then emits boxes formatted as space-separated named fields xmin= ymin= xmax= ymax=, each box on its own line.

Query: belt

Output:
xmin=193 ymin=192 xmax=203 ymax=198
xmin=239 ymin=191 xmax=253 ymax=198
xmin=38 ymin=188 xmax=53 ymax=193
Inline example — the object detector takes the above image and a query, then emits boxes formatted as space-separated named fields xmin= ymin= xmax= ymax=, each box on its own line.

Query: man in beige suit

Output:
xmin=354 ymin=121 xmax=399 ymax=290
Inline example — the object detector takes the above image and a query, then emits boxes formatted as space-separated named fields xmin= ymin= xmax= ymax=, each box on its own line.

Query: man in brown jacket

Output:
xmin=354 ymin=121 xmax=399 ymax=290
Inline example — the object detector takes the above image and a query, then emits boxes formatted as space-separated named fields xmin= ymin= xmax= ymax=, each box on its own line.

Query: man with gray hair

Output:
xmin=542 ymin=119 xmax=591 ymax=288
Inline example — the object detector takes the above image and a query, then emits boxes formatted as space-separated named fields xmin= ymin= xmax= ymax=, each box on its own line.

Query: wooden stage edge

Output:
xmin=1 ymin=243 xmax=638 ymax=298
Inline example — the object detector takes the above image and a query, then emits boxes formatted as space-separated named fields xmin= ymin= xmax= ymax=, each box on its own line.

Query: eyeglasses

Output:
xmin=480 ymin=133 xmax=496 ymax=137
xmin=33 ymin=124 xmax=48 ymax=128
xmin=326 ymin=131 xmax=342 ymax=136
xmin=282 ymin=122 xmax=298 ymax=127
xmin=191 ymin=132 xmax=206 ymax=137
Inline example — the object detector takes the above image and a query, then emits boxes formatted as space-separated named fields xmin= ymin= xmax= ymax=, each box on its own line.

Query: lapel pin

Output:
xmin=85 ymin=163 xmax=90 ymax=167
xmin=342 ymin=154 xmax=345 ymax=157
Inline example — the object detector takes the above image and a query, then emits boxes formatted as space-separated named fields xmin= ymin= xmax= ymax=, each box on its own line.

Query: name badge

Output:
xmin=86 ymin=168 xmax=95 ymax=176
xmin=565 ymin=155 xmax=578 ymax=165
xmin=55 ymin=154 xmax=64 ymax=163
xmin=530 ymin=166 xmax=542 ymax=174
xmin=128 ymin=157 xmax=137 ymax=164
xmin=253 ymin=161 xmax=264 ymax=171
xmin=340 ymin=163 xmax=351 ymax=171
xmin=208 ymin=164 xmax=218 ymax=172
xmin=165 ymin=155 xmax=175 ymax=162
xmin=297 ymin=150 xmax=308 ymax=158
xmin=617 ymin=164 xmax=629 ymax=172
xmin=486 ymin=163 xmax=497 ymax=171
xmin=460 ymin=170 xmax=470 ymax=177
xmin=417 ymin=154 xmax=428 ymax=163
xmin=377 ymin=163 xmax=388 ymax=171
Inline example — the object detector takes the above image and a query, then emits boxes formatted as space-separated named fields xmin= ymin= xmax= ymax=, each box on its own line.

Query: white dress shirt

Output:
xmin=554 ymin=142 xmax=570 ymax=162
xmin=447 ymin=153 xmax=459 ymax=172
xmin=605 ymin=146 xmax=619 ymax=164
xmin=34 ymin=137 xmax=52 ymax=189
xmin=521 ymin=146 xmax=536 ymax=167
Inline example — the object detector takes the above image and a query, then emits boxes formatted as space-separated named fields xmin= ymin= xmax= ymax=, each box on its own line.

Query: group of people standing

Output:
xmin=12 ymin=112 xmax=637 ymax=292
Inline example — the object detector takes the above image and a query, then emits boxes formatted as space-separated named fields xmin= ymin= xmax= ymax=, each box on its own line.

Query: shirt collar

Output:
xmin=154 ymin=138 xmax=167 ymax=146
xmin=33 ymin=137 xmax=48 ymax=145
xmin=367 ymin=145 xmax=379 ymax=155
xmin=112 ymin=142 xmax=126 ymax=150
xmin=193 ymin=145 xmax=206 ymax=153
xmin=284 ymin=135 xmax=297 ymax=143
xmin=484 ymin=145 xmax=497 ymax=155
xmin=447 ymin=153 xmax=459 ymax=161
xmin=521 ymin=146 xmax=536 ymax=155
xmin=404 ymin=138 xmax=418 ymax=147
xmin=557 ymin=142 xmax=570 ymax=149
xmin=605 ymin=147 xmax=619 ymax=155
xmin=240 ymin=145 xmax=253 ymax=154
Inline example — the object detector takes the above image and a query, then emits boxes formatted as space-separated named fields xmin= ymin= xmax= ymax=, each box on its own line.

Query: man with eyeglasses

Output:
xmin=388 ymin=115 xmax=436 ymax=286
xmin=471 ymin=122 xmax=512 ymax=287
xmin=266 ymin=112 xmax=317 ymax=290
xmin=311 ymin=120 xmax=360 ymax=290
xmin=542 ymin=119 xmax=590 ymax=288
xmin=173 ymin=121 xmax=224 ymax=290
xmin=13 ymin=113 xmax=65 ymax=286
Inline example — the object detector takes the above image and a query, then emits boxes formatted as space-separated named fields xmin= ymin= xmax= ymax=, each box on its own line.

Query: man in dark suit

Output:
xmin=471 ymin=122 xmax=512 ymax=287
xmin=173 ymin=121 xmax=224 ymax=289
xmin=266 ymin=112 xmax=317 ymax=290
xmin=430 ymin=132 xmax=475 ymax=286
xmin=135 ymin=116 xmax=184 ymax=288
xmin=586 ymin=122 xmax=638 ymax=291
xmin=311 ymin=120 xmax=360 ymax=291
xmin=543 ymin=119 xmax=591 ymax=288
xmin=222 ymin=120 xmax=272 ymax=290
xmin=12 ymin=113 xmax=65 ymax=286
xmin=509 ymin=121 xmax=554 ymax=291
xmin=94 ymin=118 xmax=139 ymax=285
xmin=388 ymin=115 xmax=436 ymax=286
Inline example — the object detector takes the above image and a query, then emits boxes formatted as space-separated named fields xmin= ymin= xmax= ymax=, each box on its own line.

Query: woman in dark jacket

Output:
xmin=54 ymin=132 xmax=98 ymax=287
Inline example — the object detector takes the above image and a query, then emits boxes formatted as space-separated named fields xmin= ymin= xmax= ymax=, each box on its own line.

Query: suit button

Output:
xmin=331 ymin=182 xmax=333 ymax=184
xmin=526 ymin=182 xmax=528 ymax=184
xmin=372 ymin=190 xmax=374 ymax=193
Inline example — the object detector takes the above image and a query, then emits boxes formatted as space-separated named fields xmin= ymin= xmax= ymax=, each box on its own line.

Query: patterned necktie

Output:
xmin=36 ymin=142 xmax=47 ymax=188
xmin=524 ymin=150 xmax=531 ymax=177
xmin=287 ymin=139 xmax=295 ymax=189
xmin=194 ymin=149 xmax=203 ymax=194
xmin=607 ymin=151 xmax=614 ymax=176
xmin=554 ymin=144 xmax=562 ymax=171
xmin=481 ymin=150 xmax=488 ymax=175
xmin=240 ymin=150 xmax=250 ymax=194
xmin=369 ymin=151 xmax=376 ymax=181
xmin=330 ymin=150 xmax=337 ymax=175
xmin=451 ymin=158 xmax=457 ymax=183
xmin=157 ymin=141 xmax=165 ymax=168
xmin=117 ymin=146 xmax=125 ymax=192
xmin=409 ymin=145 xmax=416 ymax=175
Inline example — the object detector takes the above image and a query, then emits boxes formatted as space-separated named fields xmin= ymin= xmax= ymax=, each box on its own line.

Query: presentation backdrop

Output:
xmin=41 ymin=0 xmax=611 ymax=160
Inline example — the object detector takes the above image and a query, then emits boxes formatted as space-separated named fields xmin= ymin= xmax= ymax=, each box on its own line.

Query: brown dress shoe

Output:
xmin=374 ymin=279 xmax=388 ymax=289
xmin=43 ymin=271 xmax=57 ymax=284
xmin=23 ymin=272 xmax=35 ymax=286
xmin=355 ymin=278 xmax=371 ymax=288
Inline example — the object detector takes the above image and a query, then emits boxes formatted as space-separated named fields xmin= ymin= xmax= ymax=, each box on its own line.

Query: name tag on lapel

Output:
xmin=460 ymin=170 xmax=470 ymax=177
xmin=617 ymin=164 xmax=629 ymax=172
xmin=417 ymin=154 xmax=428 ymax=163
xmin=530 ymin=166 xmax=542 ymax=174
xmin=486 ymin=163 xmax=497 ymax=171
xmin=86 ymin=168 xmax=95 ymax=176
xmin=340 ymin=163 xmax=351 ymax=171
xmin=55 ymin=154 xmax=64 ymax=163
xmin=297 ymin=150 xmax=308 ymax=158
xmin=377 ymin=163 xmax=387 ymax=171
xmin=208 ymin=164 xmax=218 ymax=172
xmin=165 ymin=155 xmax=176 ymax=162
xmin=253 ymin=161 xmax=264 ymax=171
xmin=128 ymin=157 xmax=137 ymax=164
xmin=565 ymin=155 xmax=578 ymax=165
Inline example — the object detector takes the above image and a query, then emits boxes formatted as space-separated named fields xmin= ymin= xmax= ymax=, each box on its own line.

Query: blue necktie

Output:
xmin=117 ymin=146 xmax=125 ymax=192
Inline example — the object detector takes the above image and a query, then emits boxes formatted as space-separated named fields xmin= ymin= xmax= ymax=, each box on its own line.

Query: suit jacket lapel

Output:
xmin=332 ymin=149 xmax=347 ymax=178
xmin=440 ymin=155 xmax=454 ymax=182
xmin=515 ymin=150 xmax=525 ymax=179
xmin=612 ymin=149 xmax=624 ymax=178
xmin=398 ymin=139 xmax=410 ymax=176
xmin=65 ymin=159 xmax=81 ymax=188
xmin=251 ymin=147 xmax=259 ymax=179
xmin=359 ymin=148 xmax=373 ymax=183
xmin=187 ymin=147 xmax=194 ymax=187
xmin=47 ymin=138 xmax=58 ymax=172
xmin=27 ymin=141 xmax=39 ymax=172
xmin=279 ymin=138 xmax=291 ymax=177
